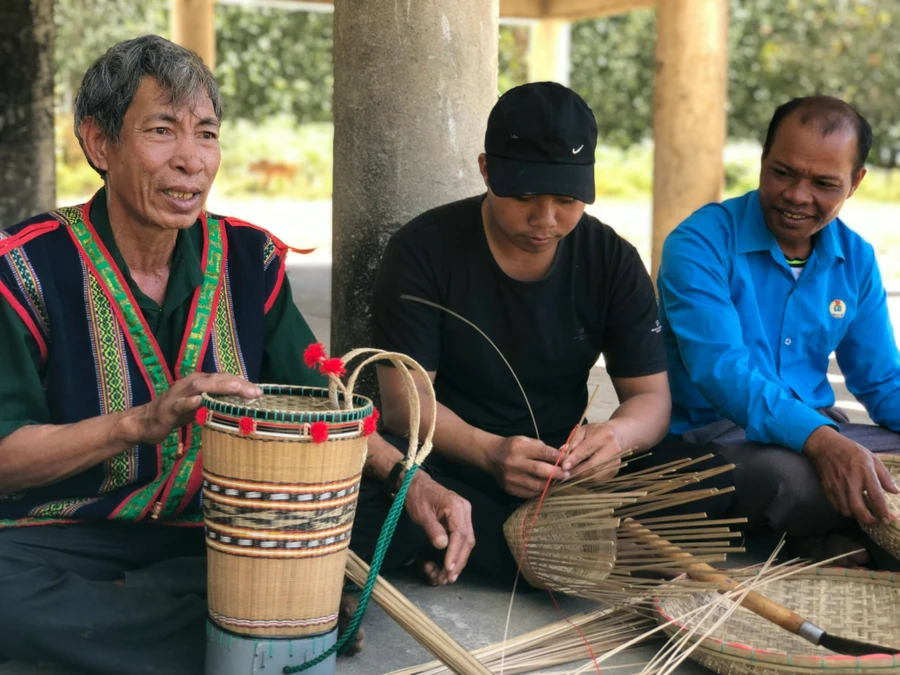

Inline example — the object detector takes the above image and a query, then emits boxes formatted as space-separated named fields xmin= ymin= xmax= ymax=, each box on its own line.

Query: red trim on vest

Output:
xmin=0 ymin=220 xmax=60 ymax=258
xmin=265 ymin=253 xmax=287 ymax=314
xmin=0 ymin=281 xmax=48 ymax=363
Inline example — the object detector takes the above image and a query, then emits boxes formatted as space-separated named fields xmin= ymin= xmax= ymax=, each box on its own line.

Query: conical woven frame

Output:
xmin=861 ymin=453 xmax=900 ymax=560
xmin=504 ymin=486 xmax=620 ymax=592
xmin=200 ymin=385 xmax=373 ymax=637
xmin=654 ymin=567 xmax=900 ymax=675
xmin=504 ymin=454 xmax=744 ymax=601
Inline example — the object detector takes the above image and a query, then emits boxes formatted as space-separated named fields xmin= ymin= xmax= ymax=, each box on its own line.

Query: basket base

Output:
xmin=205 ymin=622 xmax=337 ymax=675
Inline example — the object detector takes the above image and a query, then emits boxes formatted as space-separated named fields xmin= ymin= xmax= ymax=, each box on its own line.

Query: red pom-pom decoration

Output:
xmin=303 ymin=342 xmax=327 ymax=369
xmin=363 ymin=415 xmax=377 ymax=437
xmin=320 ymin=357 xmax=347 ymax=378
xmin=195 ymin=407 xmax=209 ymax=426
xmin=238 ymin=416 xmax=256 ymax=436
xmin=372 ymin=406 xmax=380 ymax=422
xmin=310 ymin=421 xmax=329 ymax=444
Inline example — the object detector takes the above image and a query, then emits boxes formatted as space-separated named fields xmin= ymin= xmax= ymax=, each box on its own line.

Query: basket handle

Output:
xmin=338 ymin=348 xmax=437 ymax=470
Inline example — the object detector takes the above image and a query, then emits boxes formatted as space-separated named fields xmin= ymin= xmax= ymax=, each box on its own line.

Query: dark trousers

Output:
xmin=0 ymin=522 xmax=208 ymax=675
xmin=349 ymin=436 xmax=734 ymax=586
xmin=681 ymin=408 xmax=900 ymax=537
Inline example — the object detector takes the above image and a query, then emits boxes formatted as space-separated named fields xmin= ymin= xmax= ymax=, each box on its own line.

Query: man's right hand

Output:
xmin=802 ymin=425 xmax=899 ymax=526
xmin=487 ymin=436 xmax=568 ymax=498
xmin=120 ymin=373 xmax=262 ymax=445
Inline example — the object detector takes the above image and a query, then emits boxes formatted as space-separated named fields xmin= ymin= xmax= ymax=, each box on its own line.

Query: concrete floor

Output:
xmin=0 ymin=258 xmax=877 ymax=675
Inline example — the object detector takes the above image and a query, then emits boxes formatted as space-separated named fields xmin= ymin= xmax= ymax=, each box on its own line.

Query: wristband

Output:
xmin=382 ymin=461 xmax=407 ymax=500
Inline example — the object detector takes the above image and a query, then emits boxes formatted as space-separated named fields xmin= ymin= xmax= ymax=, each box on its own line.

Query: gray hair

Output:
xmin=74 ymin=35 xmax=223 ymax=176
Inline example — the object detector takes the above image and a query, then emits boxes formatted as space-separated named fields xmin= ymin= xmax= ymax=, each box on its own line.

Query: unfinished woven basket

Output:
xmin=861 ymin=453 xmax=900 ymax=560
xmin=503 ymin=486 xmax=618 ymax=592
xmin=655 ymin=567 xmax=900 ymax=674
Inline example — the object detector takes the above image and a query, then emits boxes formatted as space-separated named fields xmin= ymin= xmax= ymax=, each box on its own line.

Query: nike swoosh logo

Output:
xmin=572 ymin=145 xmax=584 ymax=154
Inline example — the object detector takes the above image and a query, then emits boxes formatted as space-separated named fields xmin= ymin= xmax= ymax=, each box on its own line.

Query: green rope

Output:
xmin=283 ymin=464 xmax=420 ymax=673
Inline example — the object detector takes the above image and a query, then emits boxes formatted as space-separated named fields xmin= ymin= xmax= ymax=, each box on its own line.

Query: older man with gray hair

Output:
xmin=0 ymin=35 xmax=474 ymax=674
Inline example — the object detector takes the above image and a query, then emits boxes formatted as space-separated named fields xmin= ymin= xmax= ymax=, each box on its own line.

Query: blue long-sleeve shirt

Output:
xmin=657 ymin=190 xmax=900 ymax=452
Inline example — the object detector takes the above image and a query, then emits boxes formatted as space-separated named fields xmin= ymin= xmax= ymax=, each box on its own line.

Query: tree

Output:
xmin=570 ymin=0 xmax=900 ymax=168
xmin=215 ymin=6 xmax=334 ymax=123
xmin=1 ymin=0 xmax=55 ymax=225
xmin=53 ymin=0 xmax=166 ymax=113
xmin=570 ymin=9 xmax=656 ymax=150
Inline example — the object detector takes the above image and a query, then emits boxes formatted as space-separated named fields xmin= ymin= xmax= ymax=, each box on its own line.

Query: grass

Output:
xmin=56 ymin=116 xmax=900 ymax=204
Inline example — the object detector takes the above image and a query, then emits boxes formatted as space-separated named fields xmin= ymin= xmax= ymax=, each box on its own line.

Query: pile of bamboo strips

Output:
xmin=388 ymin=604 xmax=655 ymax=675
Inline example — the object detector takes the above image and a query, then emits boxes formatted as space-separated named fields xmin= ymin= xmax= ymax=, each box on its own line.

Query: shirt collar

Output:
xmin=738 ymin=190 xmax=845 ymax=265
xmin=88 ymin=187 xmax=204 ymax=295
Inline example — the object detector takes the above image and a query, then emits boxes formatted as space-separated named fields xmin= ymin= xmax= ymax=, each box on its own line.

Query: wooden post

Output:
xmin=650 ymin=0 xmax=728 ymax=279
xmin=171 ymin=0 xmax=217 ymax=69
xmin=527 ymin=18 xmax=570 ymax=85
xmin=331 ymin=0 xmax=499 ymax=398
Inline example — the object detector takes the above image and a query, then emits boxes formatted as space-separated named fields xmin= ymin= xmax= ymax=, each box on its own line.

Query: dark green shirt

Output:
xmin=0 ymin=191 xmax=325 ymax=439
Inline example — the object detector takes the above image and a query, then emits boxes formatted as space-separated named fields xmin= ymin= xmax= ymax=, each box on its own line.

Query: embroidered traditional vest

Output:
xmin=0 ymin=199 xmax=288 ymax=527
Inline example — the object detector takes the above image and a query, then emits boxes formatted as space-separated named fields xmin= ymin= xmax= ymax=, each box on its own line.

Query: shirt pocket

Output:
xmin=801 ymin=327 xmax=846 ymax=388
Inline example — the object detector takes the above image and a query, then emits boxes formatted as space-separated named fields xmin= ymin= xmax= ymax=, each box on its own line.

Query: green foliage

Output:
xmin=571 ymin=0 xmax=900 ymax=169
xmin=216 ymin=117 xmax=333 ymax=199
xmin=498 ymin=23 xmax=529 ymax=95
xmin=52 ymin=0 xmax=900 ymax=199
xmin=214 ymin=6 xmax=334 ymax=123
xmin=570 ymin=10 xmax=656 ymax=150
xmin=594 ymin=145 xmax=654 ymax=199
xmin=53 ymin=0 xmax=167 ymax=112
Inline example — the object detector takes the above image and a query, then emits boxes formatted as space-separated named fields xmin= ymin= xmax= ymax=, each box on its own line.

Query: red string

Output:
xmin=518 ymin=424 xmax=603 ymax=675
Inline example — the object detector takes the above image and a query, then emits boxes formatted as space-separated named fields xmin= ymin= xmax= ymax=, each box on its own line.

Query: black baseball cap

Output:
xmin=484 ymin=82 xmax=598 ymax=204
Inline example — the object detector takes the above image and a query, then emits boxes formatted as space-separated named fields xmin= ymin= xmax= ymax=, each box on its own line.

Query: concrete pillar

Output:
xmin=528 ymin=18 xmax=570 ymax=85
xmin=0 ymin=0 xmax=55 ymax=225
xmin=171 ymin=0 xmax=217 ymax=69
xmin=650 ymin=0 xmax=728 ymax=278
xmin=331 ymin=0 xmax=499 ymax=394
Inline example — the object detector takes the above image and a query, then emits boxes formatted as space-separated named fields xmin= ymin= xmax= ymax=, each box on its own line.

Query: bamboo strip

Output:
xmin=344 ymin=551 xmax=492 ymax=675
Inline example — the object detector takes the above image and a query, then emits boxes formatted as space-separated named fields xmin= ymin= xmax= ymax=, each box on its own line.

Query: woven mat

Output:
xmin=658 ymin=571 xmax=900 ymax=656
xmin=213 ymin=393 xmax=338 ymax=413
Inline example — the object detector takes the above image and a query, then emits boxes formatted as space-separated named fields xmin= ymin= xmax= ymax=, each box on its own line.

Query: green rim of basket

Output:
xmin=200 ymin=385 xmax=373 ymax=424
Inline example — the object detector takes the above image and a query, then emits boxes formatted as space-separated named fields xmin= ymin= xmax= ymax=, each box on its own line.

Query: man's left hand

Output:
xmin=403 ymin=471 xmax=474 ymax=585
xmin=560 ymin=422 xmax=623 ymax=481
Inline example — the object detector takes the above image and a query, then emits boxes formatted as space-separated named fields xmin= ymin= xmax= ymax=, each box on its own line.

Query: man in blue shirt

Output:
xmin=658 ymin=96 xmax=900 ymax=566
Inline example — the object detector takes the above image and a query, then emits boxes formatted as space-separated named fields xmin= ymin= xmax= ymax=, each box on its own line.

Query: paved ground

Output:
xmin=3 ymin=197 xmax=891 ymax=674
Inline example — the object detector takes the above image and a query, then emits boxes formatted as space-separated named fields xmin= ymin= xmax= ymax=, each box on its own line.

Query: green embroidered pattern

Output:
xmin=263 ymin=236 xmax=277 ymax=270
xmin=85 ymin=274 xmax=138 ymax=494
xmin=59 ymin=206 xmax=170 ymax=399
xmin=211 ymin=267 xmax=246 ymax=380
xmin=4 ymin=245 xmax=50 ymax=340
xmin=157 ymin=217 xmax=225 ymax=520
xmin=63 ymin=208 xmax=224 ymax=521
xmin=29 ymin=497 xmax=99 ymax=518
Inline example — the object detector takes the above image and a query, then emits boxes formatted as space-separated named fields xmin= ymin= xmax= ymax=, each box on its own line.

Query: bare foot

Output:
xmin=338 ymin=592 xmax=364 ymax=655
xmin=787 ymin=534 xmax=871 ymax=568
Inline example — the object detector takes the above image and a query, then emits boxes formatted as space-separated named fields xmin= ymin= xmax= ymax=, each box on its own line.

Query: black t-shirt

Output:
xmin=372 ymin=195 xmax=666 ymax=449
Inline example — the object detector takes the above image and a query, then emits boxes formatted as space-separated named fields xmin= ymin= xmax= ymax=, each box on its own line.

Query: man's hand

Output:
xmin=559 ymin=422 xmax=623 ymax=482
xmin=803 ymin=426 xmax=899 ymax=526
xmin=120 ymin=373 xmax=262 ymax=445
xmin=488 ymin=436 xmax=568 ymax=498
xmin=403 ymin=471 xmax=474 ymax=585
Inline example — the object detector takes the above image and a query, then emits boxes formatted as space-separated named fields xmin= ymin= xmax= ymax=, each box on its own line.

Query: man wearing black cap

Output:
xmin=349 ymin=82 xmax=730 ymax=585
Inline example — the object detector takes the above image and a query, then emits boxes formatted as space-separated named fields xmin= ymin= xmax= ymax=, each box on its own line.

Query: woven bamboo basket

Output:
xmin=199 ymin=348 xmax=436 ymax=638
xmin=654 ymin=567 xmax=900 ymax=674
xmin=503 ymin=485 xmax=619 ymax=592
xmin=861 ymin=453 xmax=900 ymax=560
xmin=503 ymin=455 xmax=743 ymax=601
